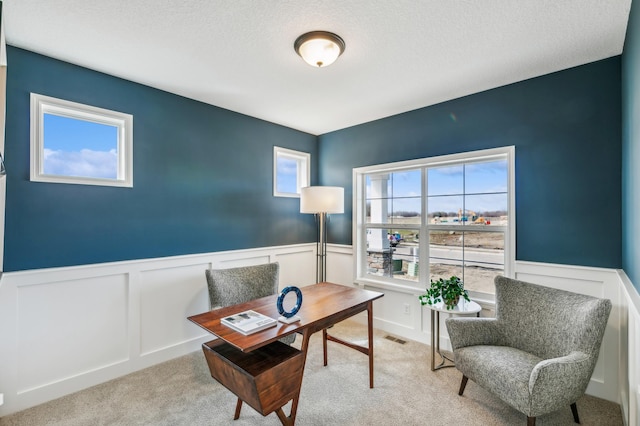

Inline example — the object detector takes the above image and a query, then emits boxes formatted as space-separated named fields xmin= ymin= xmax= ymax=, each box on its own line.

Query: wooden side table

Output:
xmin=426 ymin=299 xmax=481 ymax=371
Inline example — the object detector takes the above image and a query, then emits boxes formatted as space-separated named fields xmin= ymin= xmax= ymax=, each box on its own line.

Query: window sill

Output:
xmin=354 ymin=277 xmax=425 ymax=296
xmin=354 ymin=277 xmax=497 ymax=309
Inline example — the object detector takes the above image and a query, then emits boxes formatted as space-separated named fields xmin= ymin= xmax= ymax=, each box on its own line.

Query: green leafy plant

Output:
xmin=418 ymin=276 xmax=470 ymax=310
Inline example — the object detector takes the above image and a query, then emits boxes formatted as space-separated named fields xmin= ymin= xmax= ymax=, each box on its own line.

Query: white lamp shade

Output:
xmin=300 ymin=186 xmax=344 ymax=214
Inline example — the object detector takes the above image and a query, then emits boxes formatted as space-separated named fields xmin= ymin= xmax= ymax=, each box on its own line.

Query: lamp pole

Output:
xmin=300 ymin=186 xmax=344 ymax=284
xmin=316 ymin=212 xmax=328 ymax=283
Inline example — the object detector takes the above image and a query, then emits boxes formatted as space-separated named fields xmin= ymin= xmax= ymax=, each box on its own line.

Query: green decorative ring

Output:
xmin=277 ymin=286 xmax=303 ymax=318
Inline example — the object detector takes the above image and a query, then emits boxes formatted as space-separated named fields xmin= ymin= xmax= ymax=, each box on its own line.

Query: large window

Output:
xmin=353 ymin=147 xmax=514 ymax=298
xmin=30 ymin=93 xmax=133 ymax=187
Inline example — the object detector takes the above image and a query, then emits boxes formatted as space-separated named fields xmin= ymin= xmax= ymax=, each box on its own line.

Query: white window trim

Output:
xmin=273 ymin=146 xmax=310 ymax=198
xmin=352 ymin=146 xmax=515 ymax=301
xmin=30 ymin=93 xmax=133 ymax=187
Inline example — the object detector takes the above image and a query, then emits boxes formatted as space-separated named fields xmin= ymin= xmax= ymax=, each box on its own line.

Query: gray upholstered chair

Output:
xmin=205 ymin=262 xmax=295 ymax=345
xmin=445 ymin=275 xmax=611 ymax=426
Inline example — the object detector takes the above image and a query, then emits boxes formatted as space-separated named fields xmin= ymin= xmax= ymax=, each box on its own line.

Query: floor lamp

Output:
xmin=300 ymin=186 xmax=344 ymax=283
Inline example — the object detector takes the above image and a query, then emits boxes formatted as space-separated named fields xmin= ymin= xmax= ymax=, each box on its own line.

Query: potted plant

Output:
xmin=418 ymin=276 xmax=470 ymax=310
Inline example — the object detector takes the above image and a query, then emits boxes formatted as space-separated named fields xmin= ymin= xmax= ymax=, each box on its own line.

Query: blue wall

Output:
xmin=623 ymin=0 xmax=640 ymax=291
xmin=4 ymin=47 xmax=318 ymax=271
xmin=4 ymin=46 xmax=625 ymax=273
xmin=319 ymin=58 xmax=622 ymax=269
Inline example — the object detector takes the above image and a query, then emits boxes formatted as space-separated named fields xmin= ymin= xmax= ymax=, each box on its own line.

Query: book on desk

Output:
xmin=221 ymin=310 xmax=277 ymax=335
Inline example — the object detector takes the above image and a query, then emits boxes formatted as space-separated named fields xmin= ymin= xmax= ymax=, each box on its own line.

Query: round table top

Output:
xmin=425 ymin=299 xmax=482 ymax=315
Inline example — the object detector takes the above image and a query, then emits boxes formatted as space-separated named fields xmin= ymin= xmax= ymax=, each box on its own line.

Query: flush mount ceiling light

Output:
xmin=294 ymin=31 xmax=345 ymax=68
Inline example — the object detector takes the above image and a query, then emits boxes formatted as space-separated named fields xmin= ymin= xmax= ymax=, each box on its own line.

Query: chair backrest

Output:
xmin=494 ymin=275 xmax=611 ymax=361
xmin=205 ymin=262 xmax=279 ymax=309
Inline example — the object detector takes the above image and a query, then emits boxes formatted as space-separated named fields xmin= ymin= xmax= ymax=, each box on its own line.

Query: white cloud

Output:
xmin=43 ymin=148 xmax=118 ymax=179
xmin=277 ymin=157 xmax=298 ymax=175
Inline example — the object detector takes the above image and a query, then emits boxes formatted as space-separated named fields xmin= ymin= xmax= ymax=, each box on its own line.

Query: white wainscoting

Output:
xmin=327 ymin=246 xmax=638 ymax=417
xmin=618 ymin=271 xmax=640 ymax=426
xmin=514 ymin=261 xmax=621 ymax=402
xmin=0 ymin=244 xmax=317 ymax=416
xmin=1 ymin=243 xmax=638 ymax=423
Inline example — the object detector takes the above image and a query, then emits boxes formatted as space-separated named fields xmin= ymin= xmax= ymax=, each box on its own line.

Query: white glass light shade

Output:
xmin=294 ymin=31 xmax=345 ymax=68
xmin=300 ymin=186 xmax=344 ymax=214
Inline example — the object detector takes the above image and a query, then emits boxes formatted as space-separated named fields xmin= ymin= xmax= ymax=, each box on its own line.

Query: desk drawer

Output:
xmin=202 ymin=339 xmax=304 ymax=416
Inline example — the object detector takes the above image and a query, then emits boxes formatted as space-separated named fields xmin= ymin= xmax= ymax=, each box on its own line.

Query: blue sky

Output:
xmin=43 ymin=113 xmax=118 ymax=178
xmin=276 ymin=156 xmax=298 ymax=193
xmin=367 ymin=160 xmax=508 ymax=215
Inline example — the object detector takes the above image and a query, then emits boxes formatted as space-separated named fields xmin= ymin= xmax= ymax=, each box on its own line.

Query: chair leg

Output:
xmin=458 ymin=375 xmax=468 ymax=396
xmin=570 ymin=402 xmax=580 ymax=424
xmin=234 ymin=398 xmax=243 ymax=420
xmin=527 ymin=416 xmax=535 ymax=426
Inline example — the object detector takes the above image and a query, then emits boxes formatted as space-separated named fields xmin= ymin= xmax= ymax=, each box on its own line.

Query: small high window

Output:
xmin=30 ymin=93 xmax=133 ymax=187
xmin=273 ymin=146 xmax=310 ymax=197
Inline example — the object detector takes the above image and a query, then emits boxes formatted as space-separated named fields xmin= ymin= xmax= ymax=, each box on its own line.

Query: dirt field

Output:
xmin=429 ymin=231 xmax=504 ymax=250
xmin=396 ymin=263 xmax=499 ymax=295
xmin=429 ymin=264 xmax=500 ymax=294
xmin=390 ymin=216 xmax=506 ymax=250
xmin=394 ymin=240 xmax=503 ymax=294
xmin=371 ymin=217 xmax=505 ymax=295
xmin=428 ymin=230 xmax=504 ymax=293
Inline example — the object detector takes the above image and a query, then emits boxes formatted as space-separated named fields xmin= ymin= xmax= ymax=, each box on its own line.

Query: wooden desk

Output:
xmin=188 ymin=282 xmax=384 ymax=425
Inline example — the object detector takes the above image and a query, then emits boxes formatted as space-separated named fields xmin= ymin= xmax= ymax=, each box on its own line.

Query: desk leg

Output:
xmin=322 ymin=328 xmax=328 ymax=366
xmin=367 ymin=300 xmax=374 ymax=388
xmin=234 ymin=398 xmax=242 ymax=420
xmin=275 ymin=408 xmax=293 ymax=426
xmin=321 ymin=301 xmax=376 ymax=388
xmin=282 ymin=329 xmax=312 ymax=426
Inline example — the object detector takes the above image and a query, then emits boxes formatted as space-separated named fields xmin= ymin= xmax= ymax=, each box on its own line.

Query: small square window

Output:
xmin=30 ymin=93 xmax=133 ymax=187
xmin=273 ymin=146 xmax=310 ymax=197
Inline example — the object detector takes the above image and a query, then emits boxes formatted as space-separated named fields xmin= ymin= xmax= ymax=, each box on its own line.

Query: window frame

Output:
xmin=30 ymin=93 xmax=133 ymax=187
xmin=353 ymin=146 xmax=515 ymax=301
xmin=273 ymin=146 xmax=310 ymax=198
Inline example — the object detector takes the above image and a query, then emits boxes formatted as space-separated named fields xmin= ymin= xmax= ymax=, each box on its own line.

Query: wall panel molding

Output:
xmin=0 ymin=243 xmax=316 ymax=416
xmin=618 ymin=270 xmax=640 ymax=426
xmin=0 ymin=245 xmax=636 ymax=419
xmin=336 ymin=250 xmax=640 ymax=412
xmin=514 ymin=261 xmax=621 ymax=402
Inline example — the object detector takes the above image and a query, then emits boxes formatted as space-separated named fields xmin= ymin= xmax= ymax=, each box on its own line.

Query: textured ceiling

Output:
xmin=3 ymin=0 xmax=632 ymax=135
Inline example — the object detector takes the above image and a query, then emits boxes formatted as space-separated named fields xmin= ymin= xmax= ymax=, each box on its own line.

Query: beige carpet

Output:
xmin=0 ymin=319 xmax=623 ymax=426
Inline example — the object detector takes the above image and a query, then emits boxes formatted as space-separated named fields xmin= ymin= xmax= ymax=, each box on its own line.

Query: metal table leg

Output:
xmin=431 ymin=309 xmax=454 ymax=371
